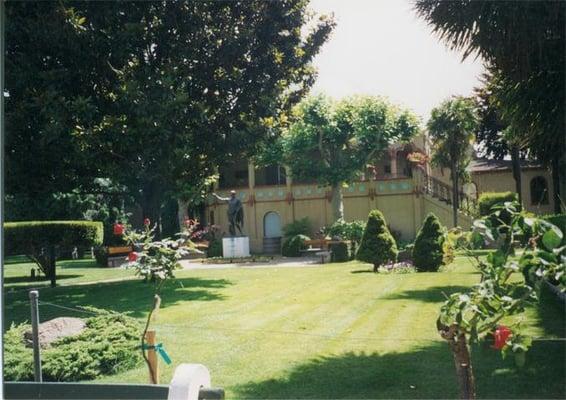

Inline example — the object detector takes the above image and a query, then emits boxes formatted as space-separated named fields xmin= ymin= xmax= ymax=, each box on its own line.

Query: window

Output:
xmin=384 ymin=165 xmax=391 ymax=174
xmin=530 ymin=176 xmax=549 ymax=205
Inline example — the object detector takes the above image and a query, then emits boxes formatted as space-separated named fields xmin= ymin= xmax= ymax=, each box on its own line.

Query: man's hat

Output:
xmin=230 ymin=190 xmax=236 ymax=195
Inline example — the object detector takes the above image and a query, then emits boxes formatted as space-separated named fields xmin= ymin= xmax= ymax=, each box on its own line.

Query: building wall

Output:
xmin=207 ymin=177 xmax=471 ymax=253
xmin=472 ymin=168 xmax=555 ymax=215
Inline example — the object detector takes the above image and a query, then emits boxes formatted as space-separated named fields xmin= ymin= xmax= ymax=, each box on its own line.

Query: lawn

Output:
xmin=4 ymin=256 xmax=135 ymax=292
xmin=3 ymin=255 xmax=564 ymax=399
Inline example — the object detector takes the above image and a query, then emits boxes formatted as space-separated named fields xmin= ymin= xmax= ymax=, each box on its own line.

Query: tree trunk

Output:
xmin=449 ymin=333 xmax=476 ymax=400
xmin=330 ymin=184 xmax=344 ymax=222
xmin=373 ymin=263 xmax=379 ymax=273
xmin=48 ymin=245 xmax=57 ymax=287
xmin=510 ymin=145 xmax=522 ymax=209
xmin=551 ymin=157 xmax=562 ymax=214
xmin=177 ymin=198 xmax=189 ymax=231
xmin=451 ymin=163 xmax=459 ymax=227
xmin=142 ymin=181 xmax=163 ymax=238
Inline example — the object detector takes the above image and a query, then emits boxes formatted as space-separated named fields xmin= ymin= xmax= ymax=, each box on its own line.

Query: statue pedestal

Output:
xmin=222 ymin=237 xmax=250 ymax=258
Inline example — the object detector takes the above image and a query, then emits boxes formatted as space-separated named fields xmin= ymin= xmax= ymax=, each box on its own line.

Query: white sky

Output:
xmin=309 ymin=0 xmax=485 ymax=120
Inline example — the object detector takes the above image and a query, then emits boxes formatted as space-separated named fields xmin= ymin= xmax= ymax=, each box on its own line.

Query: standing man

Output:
xmin=212 ymin=190 xmax=244 ymax=236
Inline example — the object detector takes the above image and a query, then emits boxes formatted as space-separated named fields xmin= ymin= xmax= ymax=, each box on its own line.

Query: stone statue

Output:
xmin=213 ymin=190 xmax=244 ymax=236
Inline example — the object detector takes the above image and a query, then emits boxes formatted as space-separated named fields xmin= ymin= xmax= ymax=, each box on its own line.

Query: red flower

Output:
xmin=113 ymin=223 xmax=124 ymax=236
xmin=492 ymin=325 xmax=512 ymax=350
xmin=144 ymin=218 xmax=151 ymax=226
xmin=127 ymin=252 xmax=138 ymax=262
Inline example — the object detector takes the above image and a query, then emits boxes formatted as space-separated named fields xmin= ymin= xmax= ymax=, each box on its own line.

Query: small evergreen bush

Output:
xmin=413 ymin=213 xmax=446 ymax=272
xmin=329 ymin=241 xmax=349 ymax=262
xmin=4 ymin=312 xmax=141 ymax=382
xmin=282 ymin=234 xmax=310 ymax=257
xmin=356 ymin=210 xmax=398 ymax=272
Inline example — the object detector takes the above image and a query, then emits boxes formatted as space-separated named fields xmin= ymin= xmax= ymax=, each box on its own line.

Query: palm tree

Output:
xmin=414 ymin=0 xmax=565 ymax=212
xmin=427 ymin=96 xmax=478 ymax=227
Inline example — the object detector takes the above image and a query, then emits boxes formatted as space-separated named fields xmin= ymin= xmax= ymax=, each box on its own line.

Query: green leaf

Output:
xmin=542 ymin=227 xmax=562 ymax=250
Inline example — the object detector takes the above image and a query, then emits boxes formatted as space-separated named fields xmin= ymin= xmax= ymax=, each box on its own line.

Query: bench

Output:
xmin=107 ymin=246 xmax=133 ymax=268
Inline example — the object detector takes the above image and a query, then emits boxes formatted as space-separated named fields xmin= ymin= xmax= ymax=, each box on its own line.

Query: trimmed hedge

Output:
xmin=356 ymin=210 xmax=398 ymax=272
xmin=4 ymin=221 xmax=104 ymax=256
xmin=413 ymin=213 xmax=446 ymax=272
xmin=329 ymin=241 xmax=349 ymax=262
xmin=4 ymin=221 xmax=103 ymax=286
xmin=282 ymin=234 xmax=310 ymax=257
xmin=478 ymin=192 xmax=518 ymax=216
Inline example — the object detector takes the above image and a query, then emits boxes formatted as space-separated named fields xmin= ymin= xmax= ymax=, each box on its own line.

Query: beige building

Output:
xmin=205 ymin=137 xmax=474 ymax=253
xmin=204 ymin=135 xmax=556 ymax=253
xmin=469 ymin=159 xmax=555 ymax=215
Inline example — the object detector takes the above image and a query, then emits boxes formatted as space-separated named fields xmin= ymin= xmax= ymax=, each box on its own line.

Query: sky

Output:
xmin=309 ymin=0 xmax=485 ymax=120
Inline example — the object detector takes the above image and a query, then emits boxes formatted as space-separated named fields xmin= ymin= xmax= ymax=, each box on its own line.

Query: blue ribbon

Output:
xmin=142 ymin=342 xmax=172 ymax=365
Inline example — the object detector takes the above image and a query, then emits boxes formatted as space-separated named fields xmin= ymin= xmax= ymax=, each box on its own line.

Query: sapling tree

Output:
xmin=437 ymin=201 xmax=565 ymax=399
xmin=121 ymin=219 xmax=195 ymax=383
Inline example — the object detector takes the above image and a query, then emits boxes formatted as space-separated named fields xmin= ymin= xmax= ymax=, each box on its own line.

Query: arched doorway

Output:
xmin=264 ymin=212 xmax=282 ymax=238
xmin=263 ymin=212 xmax=282 ymax=254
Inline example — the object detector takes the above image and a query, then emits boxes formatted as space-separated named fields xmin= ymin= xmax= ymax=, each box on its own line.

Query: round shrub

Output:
xmin=329 ymin=241 xmax=349 ymax=262
xmin=4 ymin=311 xmax=142 ymax=382
xmin=282 ymin=234 xmax=310 ymax=257
xmin=326 ymin=219 xmax=365 ymax=244
xmin=413 ymin=213 xmax=446 ymax=272
xmin=356 ymin=210 xmax=398 ymax=272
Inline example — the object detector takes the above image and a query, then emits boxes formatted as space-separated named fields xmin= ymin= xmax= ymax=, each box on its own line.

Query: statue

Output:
xmin=213 ymin=190 xmax=244 ymax=236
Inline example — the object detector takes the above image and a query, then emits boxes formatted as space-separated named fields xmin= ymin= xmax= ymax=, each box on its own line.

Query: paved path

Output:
xmin=179 ymin=256 xmax=321 ymax=270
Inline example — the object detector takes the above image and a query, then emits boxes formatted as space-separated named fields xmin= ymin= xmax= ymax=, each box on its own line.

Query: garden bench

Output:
xmin=107 ymin=246 xmax=133 ymax=267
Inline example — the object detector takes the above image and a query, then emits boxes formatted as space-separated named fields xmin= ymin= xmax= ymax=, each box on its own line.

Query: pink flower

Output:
xmin=128 ymin=252 xmax=138 ymax=262
xmin=113 ymin=223 xmax=124 ymax=236
xmin=492 ymin=325 xmax=512 ymax=350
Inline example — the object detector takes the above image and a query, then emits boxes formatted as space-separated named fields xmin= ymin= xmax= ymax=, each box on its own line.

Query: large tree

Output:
xmin=275 ymin=95 xmax=419 ymax=220
xmin=414 ymin=0 xmax=565 ymax=213
xmin=5 ymin=1 xmax=334 ymax=231
xmin=4 ymin=2 xmax=118 ymax=220
xmin=428 ymin=96 xmax=479 ymax=227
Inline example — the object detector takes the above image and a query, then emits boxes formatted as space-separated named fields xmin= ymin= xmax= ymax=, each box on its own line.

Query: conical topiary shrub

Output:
xmin=413 ymin=213 xmax=446 ymax=272
xmin=356 ymin=210 xmax=398 ymax=272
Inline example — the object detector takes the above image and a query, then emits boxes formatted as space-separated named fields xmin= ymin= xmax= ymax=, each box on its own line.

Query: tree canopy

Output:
xmin=5 ymin=1 xmax=335 ymax=228
xmin=270 ymin=95 xmax=419 ymax=220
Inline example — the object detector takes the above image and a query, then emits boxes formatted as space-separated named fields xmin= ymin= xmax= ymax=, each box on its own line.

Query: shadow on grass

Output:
xmin=380 ymin=285 xmax=470 ymax=303
xmin=234 ymin=341 xmax=565 ymax=399
xmin=4 ymin=274 xmax=82 ymax=284
xmin=536 ymin=284 xmax=566 ymax=338
xmin=4 ymin=277 xmax=233 ymax=325
xmin=350 ymin=269 xmax=374 ymax=274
